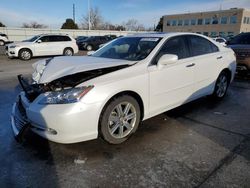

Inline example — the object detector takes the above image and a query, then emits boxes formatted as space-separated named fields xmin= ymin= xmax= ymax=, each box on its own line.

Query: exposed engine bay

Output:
xmin=18 ymin=64 xmax=130 ymax=102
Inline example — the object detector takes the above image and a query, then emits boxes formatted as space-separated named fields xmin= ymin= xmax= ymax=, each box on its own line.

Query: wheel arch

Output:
xmin=220 ymin=68 xmax=232 ymax=83
xmin=18 ymin=47 xmax=33 ymax=57
xmin=64 ymin=47 xmax=74 ymax=54
xmin=99 ymin=90 xmax=145 ymax=123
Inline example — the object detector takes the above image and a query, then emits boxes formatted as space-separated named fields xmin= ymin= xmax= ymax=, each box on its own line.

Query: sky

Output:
xmin=0 ymin=0 xmax=249 ymax=28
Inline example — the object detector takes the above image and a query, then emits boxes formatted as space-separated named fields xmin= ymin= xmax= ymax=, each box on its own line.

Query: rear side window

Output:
xmin=228 ymin=34 xmax=250 ymax=45
xmin=155 ymin=36 xmax=189 ymax=63
xmin=49 ymin=35 xmax=71 ymax=42
xmin=188 ymin=36 xmax=218 ymax=56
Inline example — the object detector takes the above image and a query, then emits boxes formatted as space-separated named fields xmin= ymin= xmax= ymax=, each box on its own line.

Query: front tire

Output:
xmin=99 ymin=95 xmax=141 ymax=144
xmin=19 ymin=49 xmax=32 ymax=61
xmin=212 ymin=71 xmax=229 ymax=99
xmin=63 ymin=48 xmax=73 ymax=56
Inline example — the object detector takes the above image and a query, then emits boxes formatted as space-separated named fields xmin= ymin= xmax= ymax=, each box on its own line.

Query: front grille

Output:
xmin=13 ymin=98 xmax=29 ymax=132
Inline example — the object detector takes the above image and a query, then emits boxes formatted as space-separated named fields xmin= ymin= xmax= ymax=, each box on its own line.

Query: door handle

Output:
xmin=217 ymin=56 xmax=223 ymax=59
xmin=186 ymin=63 xmax=195 ymax=67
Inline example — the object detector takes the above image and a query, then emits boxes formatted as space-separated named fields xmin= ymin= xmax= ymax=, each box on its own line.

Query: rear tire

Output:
xmin=63 ymin=48 xmax=73 ymax=56
xmin=19 ymin=49 xmax=32 ymax=61
xmin=99 ymin=95 xmax=141 ymax=144
xmin=212 ymin=71 xmax=229 ymax=99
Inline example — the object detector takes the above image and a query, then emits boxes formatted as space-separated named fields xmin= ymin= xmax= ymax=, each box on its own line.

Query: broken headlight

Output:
xmin=38 ymin=86 xmax=94 ymax=104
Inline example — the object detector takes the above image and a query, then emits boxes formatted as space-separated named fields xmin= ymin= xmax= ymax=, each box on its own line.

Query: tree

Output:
xmin=155 ymin=17 xmax=163 ymax=32
xmin=0 ymin=22 xmax=6 ymax=27
xmin=81 ymin=7 xmax=103 ymax=30
xmin=123 ymin=19 xmax=145 ymax=31
xmin=61 ymin=18 xmax=78 ymax=29
xmin=22 ymin=21 xmax=47 ymax=28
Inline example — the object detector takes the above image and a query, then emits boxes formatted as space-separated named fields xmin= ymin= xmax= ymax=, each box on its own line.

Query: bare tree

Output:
xmin=81 ymin=7 xmax=103 ymax=30
xmin=123 ymin=19 xmax=145 ymax=31
xmin=22 ymin=21 xmax=48 ymax=28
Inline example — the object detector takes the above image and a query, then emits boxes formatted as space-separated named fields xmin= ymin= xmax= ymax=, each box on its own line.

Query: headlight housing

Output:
xmin=38 ymin=86 xmax=94 ymax=104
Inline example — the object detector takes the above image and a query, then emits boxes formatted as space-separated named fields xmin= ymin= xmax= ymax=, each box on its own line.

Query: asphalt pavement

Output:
xmin=0 ymin=51 xmax=249 ymax=188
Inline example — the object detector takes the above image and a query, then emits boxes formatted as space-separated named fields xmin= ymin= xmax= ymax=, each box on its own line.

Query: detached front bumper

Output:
xmin=5 ymin=47 xmax=18 ymax=57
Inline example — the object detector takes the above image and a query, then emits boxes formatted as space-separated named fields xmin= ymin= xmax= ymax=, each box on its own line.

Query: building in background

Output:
xmin=163 ymin=8 xmax=250 ymax=38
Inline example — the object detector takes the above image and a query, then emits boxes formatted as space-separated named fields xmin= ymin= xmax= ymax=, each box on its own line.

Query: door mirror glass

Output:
xmin=37 ymin=39 xmax=42 ymax=43
xmin=158 ymin=54 xmax=178 ymax=66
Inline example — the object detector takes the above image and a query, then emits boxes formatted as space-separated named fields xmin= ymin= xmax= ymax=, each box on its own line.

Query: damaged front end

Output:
xmin=11 ymin=64 xmax=131 ymax=140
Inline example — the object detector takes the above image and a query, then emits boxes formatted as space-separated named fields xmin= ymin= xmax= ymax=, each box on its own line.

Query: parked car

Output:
xmin=212 ymin=37 xmax=227 ymax=46
xmin=75 ymin=36 xmax=89 ymax=49
xmin=11 ymin=33 xmax=236 ymax=144
xmin=0 ymin=33 xmax=9 ymax=46
xmin=79 ymin=36 xmax=111 ymax=51
xmin=227 ymin=32 xmax=250 ymax=75
xmin=5 ymin=34 xmax=79 ymax=60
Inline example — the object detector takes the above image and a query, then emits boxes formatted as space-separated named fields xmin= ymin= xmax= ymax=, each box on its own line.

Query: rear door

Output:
xmin=187 ymin=35 xmax=221 ymax=97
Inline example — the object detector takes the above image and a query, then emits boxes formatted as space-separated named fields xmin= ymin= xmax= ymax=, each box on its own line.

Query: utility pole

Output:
xmin=73 ymin=3 xmax=75 ymax=23
xmin=88 ymin=0 xmax=91 ymax=30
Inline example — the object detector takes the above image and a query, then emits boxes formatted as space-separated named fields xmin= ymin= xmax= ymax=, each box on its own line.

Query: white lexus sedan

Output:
xmin=11 ymin=33 xmax=236 ymax=144
xmin=6 ymin=34 xmax=79 ymax=60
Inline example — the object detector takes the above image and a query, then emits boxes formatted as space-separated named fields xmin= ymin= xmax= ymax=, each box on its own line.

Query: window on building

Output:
xmin=205 ymin=18 xmax=211 ymax=25
xmin=230 ymin=16 xmax=237 ymax=24
xmin=172 ymin=20 xmax=177 ymax=26
xmin=191 ymin=19 xmax=196 ymax=25
xmin=167 ymin=20 xmax=171 ymax=26
xmin=203 ymin=32 xmax=209 ymax=36
xmin=210 ymin=32 xmax=217 ymax=37
xmin=221 ymin=17 xmax=228 ymax=24
xmin=184 ymin=19 xmax=189 ymax=26
xmin=197 ymin=19 xmax=203 ymax=25
xmin=243 ymin=17 xmax=247 ymax=24
xmin=247 ymin=17 xmax=250 ymax=24
xmin=212 ymin=17 xmax=219 ymax=24
xmin=178 ymin=20 xmax=183 ymax=26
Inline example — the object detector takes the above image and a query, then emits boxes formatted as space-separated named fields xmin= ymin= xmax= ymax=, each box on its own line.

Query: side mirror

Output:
xmin=158 ymin=54 xmax=178 ymax=67
xmin=87 ymin=51 xmax=95 ymax=56
xmin=37 ymin=40 xmax=42 ymax=43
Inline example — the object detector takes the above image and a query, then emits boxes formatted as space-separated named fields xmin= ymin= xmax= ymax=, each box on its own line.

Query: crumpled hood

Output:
xmin=33 ymin=56 xmax=134 ymax=84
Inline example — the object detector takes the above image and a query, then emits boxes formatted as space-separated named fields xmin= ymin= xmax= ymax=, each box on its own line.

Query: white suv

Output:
xmin=0 ymin=33 xmax=9 ymax=46
xmin=6 ymin=34 xmax=79 ymax=60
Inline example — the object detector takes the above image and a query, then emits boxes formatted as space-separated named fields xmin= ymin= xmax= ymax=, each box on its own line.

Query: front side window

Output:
xmin=188 ymin=35 xmax=218 ymax=56
xmin=221 ymin=17 xmax=228 ymax=24
xmin=230 ymin=16 xmax=237 ymax=24
xmin=153 ymin=36 xmax=189 ymax=65
xmin=40 ymin=36 xmax=50 ymax=42
xmin=92 ymin=37 xmax=162 ymax=61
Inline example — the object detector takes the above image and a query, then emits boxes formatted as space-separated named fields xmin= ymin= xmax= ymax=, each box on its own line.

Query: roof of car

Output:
xmin=128 ymin=32 xmax=201 ymax=38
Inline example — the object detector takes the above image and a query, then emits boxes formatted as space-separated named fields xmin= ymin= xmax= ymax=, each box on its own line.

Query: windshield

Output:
xmin=22 ymin=35 xmax=40 ymax=42
xmin=92 ymin=37 xmax=162 ymax=61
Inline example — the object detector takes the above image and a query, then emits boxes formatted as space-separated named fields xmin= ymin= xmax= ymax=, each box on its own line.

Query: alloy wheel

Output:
xmin=108 ymin=102 xmax=137 ymax=139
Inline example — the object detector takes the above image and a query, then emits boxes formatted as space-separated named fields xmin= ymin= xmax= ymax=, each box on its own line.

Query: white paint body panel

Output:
xmin=13 ymin=33 xmax=236 ymax=143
